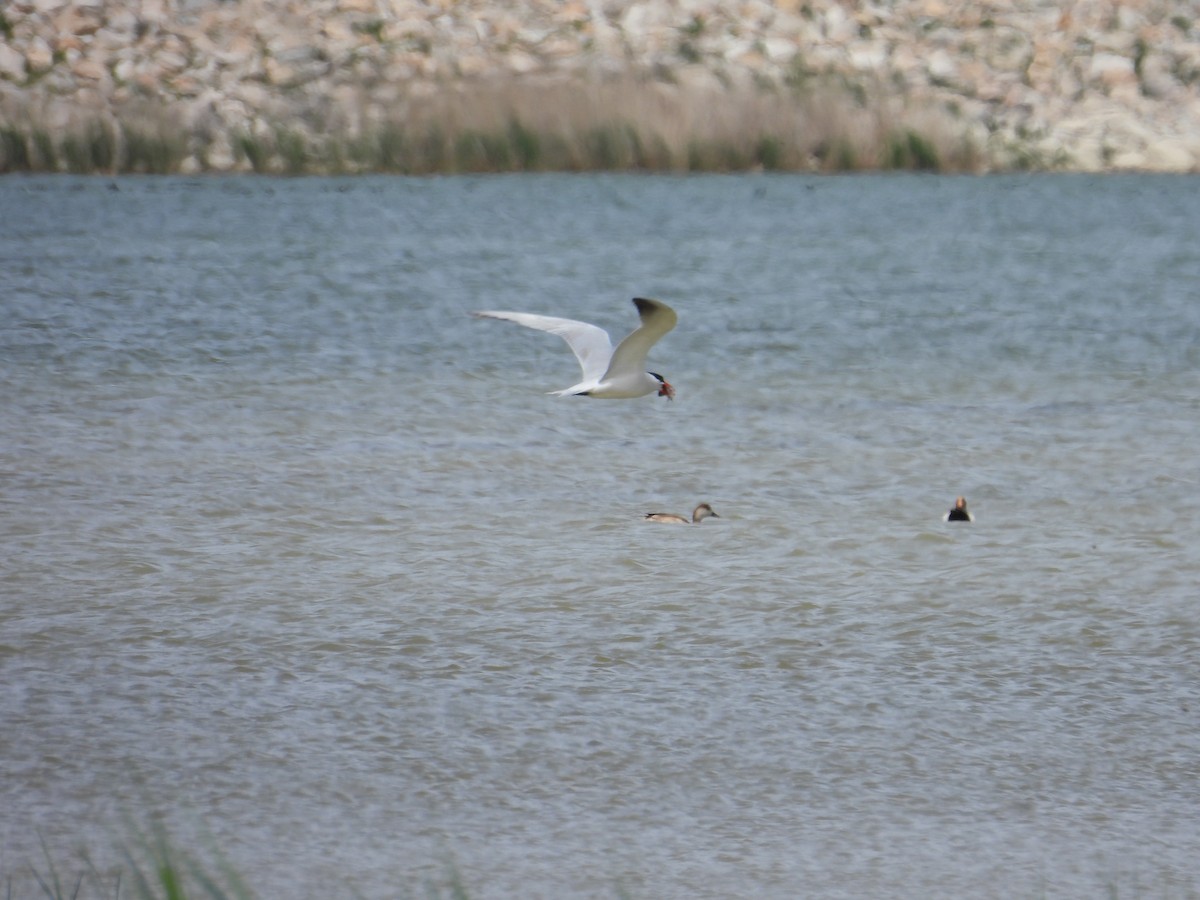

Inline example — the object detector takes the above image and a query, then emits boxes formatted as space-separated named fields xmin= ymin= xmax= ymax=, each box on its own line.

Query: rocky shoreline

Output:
xmin=2 ymin=0 xmax=1199 ymax=173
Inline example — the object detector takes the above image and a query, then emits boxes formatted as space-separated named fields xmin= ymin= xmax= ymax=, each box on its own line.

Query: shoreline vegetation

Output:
xmin=9 ymin=828 xmax=474 ymax=900
xmin=5 ymin=829 xmax=1190 ymax=900
xmin=4 ymin=75 xmax=977 ymax=176
xmin=2 ymin=0 xmax=1197 ymax=177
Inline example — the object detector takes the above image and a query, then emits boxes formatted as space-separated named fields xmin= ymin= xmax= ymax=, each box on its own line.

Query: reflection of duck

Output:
xmin=944 ymin=496 xmax=974 ymax=522
xmin=644 ymin=503 xmax=720 ymax=525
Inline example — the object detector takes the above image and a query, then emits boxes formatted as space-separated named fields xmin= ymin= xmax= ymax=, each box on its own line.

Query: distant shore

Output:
xmin=2 ymin=0 xmax=1198 ymax=175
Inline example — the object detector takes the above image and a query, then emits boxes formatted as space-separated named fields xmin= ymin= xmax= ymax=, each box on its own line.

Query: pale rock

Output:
xmin=55 ymin=6 xmax=103 ymax=36
xmin=760 ymin=36 xmax=796 ymax=62
xmin=382 ymin=16 xmax=428 ymax=46
xmin=926 ymin=48 xmax=957 ymax=84
xmin=541 ymin=35 xmax=585 ymax=61
xmin=1088 ymin=52 xmax=1136 ymax=87
xmin=54 ymin=34 xmax=85 ymax=55
xmin=25 ymin=36 xmax=54 ymax=72
xmin=888 ymin=43 xmax=921 ymax=73
xmin=979 ymin=26 xmax=1032 ymax=72
xmin=1026 ymin=39 xmax=1066 ymax=91
xmin=138 ymin=0 xmax=168 ymax=27
xmin=168 ymin=74 xmax=202 ymax=96
xmin=1065 ymin=136 xmax=1099 ymax=171
xmin=156 ymin=51 xmax=189 ymax=74
xmin=455 ymin=52 xmax=490 ymax=77
xmin=213 ymin=32 xmax=258 ymax=68
xmin=731 ymin=45 xmax=766 ymax=71
xmin=1107 ymin=112 xmax=1161 ymax=148
xmin=848 ymin=41 xmax=888 ymax=71
xmin=551 ymin=1 xmax=589 ymax=25
xmin=821 ymin=5 xmax=857 ymax=43
xmin=112 ymin=57 xmax=139 ymax=83
xmin=0 ymin=43 xmax=26 ymax=80
xmin=1142 ymin=138 xmax=1195 ymax=172
xmin=1138 ymin=54 xmax=1179 ymax=99
xmin=105 ymin=8 xmax=140 ymax=37
xmin=1108 ymin=80 xmax=1142 ymax=105
xmin=506 ymin=50 xmax=541 ymax=75
xmin=264 ymin=56 xmax=296 ymax=84
xmin=1053 ymin=65 xmax=1084 ymax=102
xmin=1109 ymin=148 xmax=1148 ymax=170
xmin=73 ymin=58 xmax=106 ymax=80
xmin=1114 ymin=5 xmax=1142 ymax=33
xmin=516 ymin=27 xmax=552 ymax=47
xmin=321 ymin=17 xmax=357 ymax=43
xmin=205 ymin=134 xmax=236 ymax=170
xmin=805 ymin=43 xmax=845 ymax=71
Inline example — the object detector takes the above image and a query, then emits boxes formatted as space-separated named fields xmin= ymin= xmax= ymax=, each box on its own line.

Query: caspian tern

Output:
xmin=944 ymin=496 xmax=974 ymax=522
xmin=644 ymin=503 xmax=720 ymax=525
xmin=472 ymin=297 xmax=677 ymax=400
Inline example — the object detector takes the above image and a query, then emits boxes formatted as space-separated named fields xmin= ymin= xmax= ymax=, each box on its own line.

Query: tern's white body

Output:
xmin=644 ymin=503 xmax=720 ymax=525
xmin=472 ymin=297 xmax=677 ymax=399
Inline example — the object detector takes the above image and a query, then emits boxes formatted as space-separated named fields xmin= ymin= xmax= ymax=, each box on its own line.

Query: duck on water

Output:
xmin=945 ymin=496 xmax=974 ymax=522
xmin=644 ymin=503 xmax=720 ymax=525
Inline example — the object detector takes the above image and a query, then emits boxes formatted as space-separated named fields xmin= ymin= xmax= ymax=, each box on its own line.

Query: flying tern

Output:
xmin=472 ymin=297 xmax=677 ymax=400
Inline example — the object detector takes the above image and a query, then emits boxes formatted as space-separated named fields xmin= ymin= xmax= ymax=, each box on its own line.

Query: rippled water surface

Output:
xmin=2 ymin=173 xmax=1199 ymax=898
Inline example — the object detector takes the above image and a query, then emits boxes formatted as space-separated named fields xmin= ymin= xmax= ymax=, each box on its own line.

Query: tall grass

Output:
xmin=7 ymin=827 xmax=489 ymax=900
xmin=14 ymin=827 xmax=253 ymax=900
xmin=0 ymin=73 xmax=988 ymax=175
xmin=0 ymin=116 xmax=188 ymax=174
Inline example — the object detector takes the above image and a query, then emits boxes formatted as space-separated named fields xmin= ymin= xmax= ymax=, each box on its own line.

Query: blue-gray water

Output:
xmin=2 ymin=173 xmax=1199 ymax=899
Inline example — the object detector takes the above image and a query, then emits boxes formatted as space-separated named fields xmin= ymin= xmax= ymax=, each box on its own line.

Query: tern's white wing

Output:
xmin=603 ymin=298 xmax=678 ymax=381
xmin=471 ymin=310 xmax=614 ymax=383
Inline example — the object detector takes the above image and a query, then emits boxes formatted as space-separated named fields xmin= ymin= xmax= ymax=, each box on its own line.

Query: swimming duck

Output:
xmin=944 ymin=496 xmax=974 ymax=522
xmin=644 ymin=503 xmax=720 ymax=525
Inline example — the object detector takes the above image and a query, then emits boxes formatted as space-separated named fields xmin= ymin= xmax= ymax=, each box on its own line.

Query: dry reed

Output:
xmin=0 ymin=73 xmax=984 ymax=175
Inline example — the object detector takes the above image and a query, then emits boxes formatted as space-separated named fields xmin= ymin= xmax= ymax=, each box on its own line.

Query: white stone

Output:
xmin=106 ymin=8 xmax=140 ymax=35
xmin=1138 ymin=55 xmax=1180 ymax=99
xmin=113 ymin=57 xmax=141 ymax=83
xmin=926 ymin=48 xmax=957 ymax=83
xmin=848 ymin=42 xmax=888 ymax=71
xmin=205 ymin=136 xmax=236 ymax=171
xmin=0 ymin=43 xmax=25 ymax=80
xmin=156 ymin=51 xmax=189 ymax=73
xmin=25 ymin=36 xmax=54 ymax=71
xmin=72 ymin=58 xmax=106 ymax=80
xmin=1109 ymin=149 xmax=1148 ymax=170
xmin=1142 ymin=139 xmax=1195 ymax=172
xmin=506 ymin=50 xmax=541 ymax=75
xmin=1088 ymin=52 xmax=1135 ymax=84
xmin=760 ymin=37 xmax=796 ymax=62
xmin=821 ymin=5 xmax=856 ymax=43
